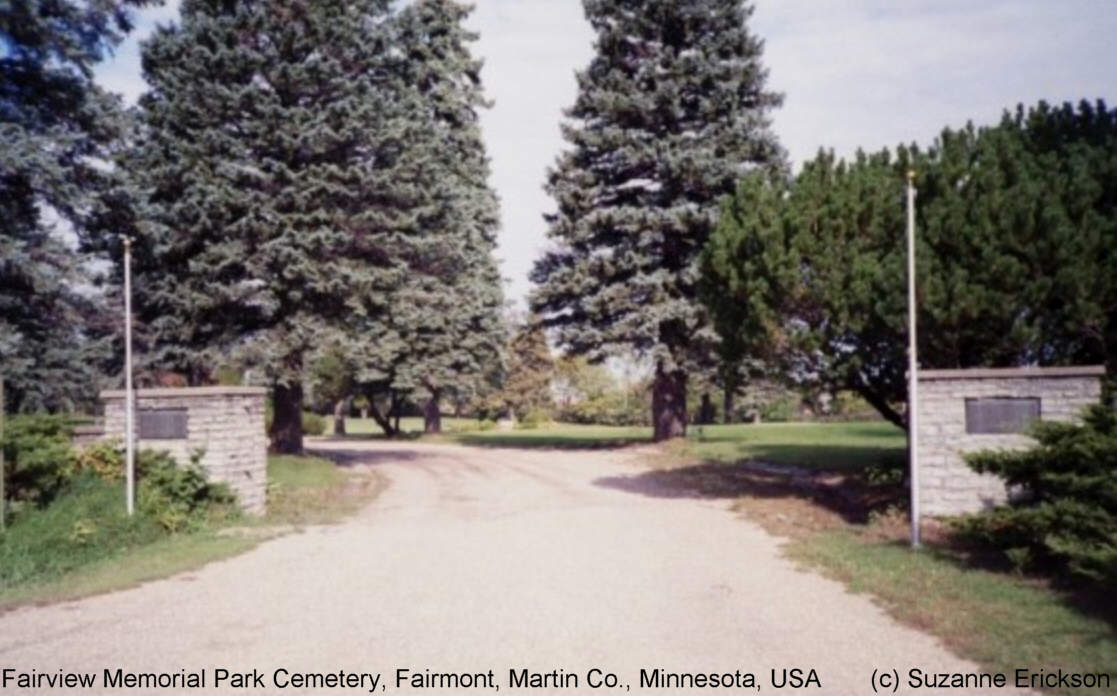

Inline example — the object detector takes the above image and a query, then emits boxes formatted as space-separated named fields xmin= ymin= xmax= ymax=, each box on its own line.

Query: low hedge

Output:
xmin=956 ymin=403 xmax=1117 ymax=586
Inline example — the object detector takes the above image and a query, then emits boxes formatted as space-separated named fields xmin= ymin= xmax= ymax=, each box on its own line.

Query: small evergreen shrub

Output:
xmin=0 ymin=414 xmax=76 ymax=506
xmin=301 ymin=411 xmax=326 ymax=436
xmin=955 ymin=404 xmax=1117 ymax=586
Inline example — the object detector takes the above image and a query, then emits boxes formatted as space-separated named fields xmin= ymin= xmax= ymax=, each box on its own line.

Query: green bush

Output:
xmin=72 ymin=440 xmax=125 ymax=481
xmin=137 ymin=450 xmax=237 ymax=532
xmin=759 ymin=396 xmax=797 ymax=422
xmin=558 ymin=393 xmax=649 ymax=426
xmin=58 ymin=443 xmax=236 ymax=533
xmin=0 ymin=414 xmax=76 ymax=507
xmin=516 ymin=409 xmax=550 ymax=430
xmin=955 ymin=404 xmax=1117 ymax=586
xmin=301 ymin=411 xmax=326 ymax=436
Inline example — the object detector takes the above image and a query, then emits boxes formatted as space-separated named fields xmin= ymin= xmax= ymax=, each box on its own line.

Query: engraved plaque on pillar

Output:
xmin=138 ymin=409 xmax=188 ymax=439
xmin=964 ymin=398 xmax=1040 ymax=434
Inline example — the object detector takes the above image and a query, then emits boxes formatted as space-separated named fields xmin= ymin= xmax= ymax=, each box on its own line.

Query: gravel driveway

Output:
xmin=0 ymin=441 xmax=1031 ymax=695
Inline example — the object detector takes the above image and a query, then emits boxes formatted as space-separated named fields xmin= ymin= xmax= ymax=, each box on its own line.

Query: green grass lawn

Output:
xmin=0 ymin=454 xmax=382 ymax=611
xmin=686 ymin=421 xmax=905 ymax=471
xmin=789 ymin=532 xmax=1116 ymax=695
xmin=328 ymin=417 xmax=906 ymax=471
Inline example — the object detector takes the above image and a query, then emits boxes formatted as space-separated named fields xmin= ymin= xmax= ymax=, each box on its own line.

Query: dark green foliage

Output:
xmin=346 ymin=0 xmax=505 ymax=436
xmin=116 ymin=0 xmax=408 ymax=452
xmin=531 ymin=0 xmax=784 ymax=440
xmin=958 ymin=404 xmax=1117 ymax=585
xmin=1 ymin=0 xmax=147 ymax=411
xmin=701 ymin=100 xmax=1117 ymax=428
xmin=116 ymin=0 xmax=504 ymax=446
xmin=0 ymin=414 xmax=75 ymax=506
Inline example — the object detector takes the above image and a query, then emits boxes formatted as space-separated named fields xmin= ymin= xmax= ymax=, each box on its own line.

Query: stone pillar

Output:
xmin=100 ymin=386 xmax=268 ymax=513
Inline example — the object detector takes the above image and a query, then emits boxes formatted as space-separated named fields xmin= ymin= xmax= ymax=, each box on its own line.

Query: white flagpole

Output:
xmin=906 ymin=170 xmax=920 ymax=548
xmin=123 ymin=236 xmax=135 ymax=516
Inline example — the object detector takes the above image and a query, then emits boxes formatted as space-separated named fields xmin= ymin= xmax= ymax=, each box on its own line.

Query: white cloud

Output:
xmin=94 ymin=0 xmax=1117 ymax=309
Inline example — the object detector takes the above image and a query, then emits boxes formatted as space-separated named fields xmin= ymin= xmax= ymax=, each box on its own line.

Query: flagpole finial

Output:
xmin=907 ymin=169 xmax=916 ymax=183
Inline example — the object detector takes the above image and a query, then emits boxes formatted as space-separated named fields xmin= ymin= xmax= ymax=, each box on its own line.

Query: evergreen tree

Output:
xmin=1 ymin=0 xmax=148 ymax=411
xmin=701 ymin=100 xmax=1117 ymax=429
xmin=397 ymin=0 xmax=504 ymax=434
xmin=124 ymin=0 xmax=400 ymax=452
xmin=698 ymin=173 xmax=790 ymax=423
xmin=530 ymin=0 xmax=784 ymax=440
xmin=346 ymin=0 xmax=504 ymax=436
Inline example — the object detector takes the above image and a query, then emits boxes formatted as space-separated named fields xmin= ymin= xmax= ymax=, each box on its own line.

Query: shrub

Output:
xmin=137 ymin=450 xmax=237 ymax=532
xmin=301 ymin=411 xmax=326 ymax=436
xmin=955 ymin=403 xmax=1117 ymax=586
xmin=759 ymin=396 xmax=797 ymax=422
xmin=71 ymin=440 xmax=125 ymax=481
xmin=0 ymin=414 xmax=76 ymax=506
xmin=516 ymin=409 xmax=550 ymax=430
xmin=62 ymin=444 xmax=237 ymax=533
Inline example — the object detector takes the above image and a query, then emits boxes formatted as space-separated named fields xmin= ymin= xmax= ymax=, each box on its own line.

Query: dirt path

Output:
xmin=0 ymin=441 xmax=1030 ymax=695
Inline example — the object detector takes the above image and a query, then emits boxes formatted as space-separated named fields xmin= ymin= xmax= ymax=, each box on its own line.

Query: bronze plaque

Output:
xmin=138 ymin=409 xmax=188 ymax=439
xmin=964 ymin=398 xmax=1040 ymax=434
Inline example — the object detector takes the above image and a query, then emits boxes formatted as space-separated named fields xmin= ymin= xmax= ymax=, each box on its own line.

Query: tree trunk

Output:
xmin=333 ymin=398 xmax=347 ymax=436
xmin=723 ymin=387 xmax=735 ymax=424
xmin=390 ymin=390 xmax=401 ymax=435
xmin=697 ymin=392 xmax=715 ymax=424
xmin=851 ymin=376 xmax=907 ymax=431
xmin=424 ymin=388 xmax=442 ymax=433
xmin=366 ymin=391 xmax=397 ymax=437
xmin=652 ymin=362 xmax=687 ymax=441
xmin=271 ymin=382 xmax=304 ymax=454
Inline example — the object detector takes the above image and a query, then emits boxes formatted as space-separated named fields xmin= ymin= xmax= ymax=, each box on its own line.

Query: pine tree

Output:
xmin=402 ymin=0 xmax=504 ymax=434
xmin=124 ymin=0 xmax=401 ymax=453
xmin=530 ymin=0 xmax=784 ymax=440
xmin=345 ymin=0 xmax=504 ymax=436
xmin=1 ymin=0 xmax=146 ymax=411
xmin=701 ymin=100 xmax=1117 ymax=429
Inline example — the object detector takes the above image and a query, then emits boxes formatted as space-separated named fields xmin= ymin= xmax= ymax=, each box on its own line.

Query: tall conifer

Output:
xmin=1 ymin=0 xmax=147 ymax=410
xmin=128 ymin=0 xmax=398 ymax=452
xmin=531 ymin=0 xmax=783 ymax=440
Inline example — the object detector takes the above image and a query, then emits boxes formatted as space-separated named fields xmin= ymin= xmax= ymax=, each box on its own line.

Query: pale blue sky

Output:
xmin=94 ymin=0 xmax=1117 ymax=309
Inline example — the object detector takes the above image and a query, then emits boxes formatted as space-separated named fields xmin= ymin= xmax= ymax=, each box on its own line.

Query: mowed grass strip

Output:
xmin=685 ymin=421 xmax=905 ymax=471
xmin=266 ymin=454 xmax=385 ymax=525
xmin=0 ymin=455 xmax=383 ymax=611
xmin=787 ymin=532 xmax=1117 ymax=696
xmin=328 ymin=416 xmax=906 ymax=470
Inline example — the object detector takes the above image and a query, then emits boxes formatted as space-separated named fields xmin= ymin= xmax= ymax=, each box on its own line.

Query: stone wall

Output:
xmin=101 ymin=386 xmax=267 ymax=514
xmin=917 ymin=366 xmax=1104 ymax=516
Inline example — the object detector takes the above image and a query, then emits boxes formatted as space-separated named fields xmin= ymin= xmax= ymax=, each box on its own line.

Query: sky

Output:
xmin=93 ymin=0 xmax=1117 ymax=310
